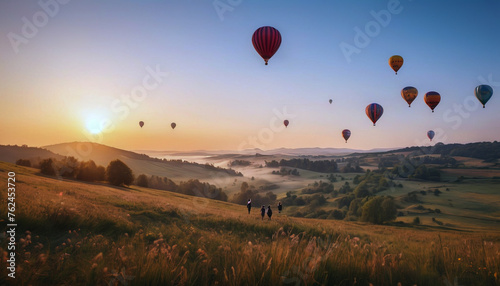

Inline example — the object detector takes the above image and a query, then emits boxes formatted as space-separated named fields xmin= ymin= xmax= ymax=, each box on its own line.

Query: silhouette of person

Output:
xmin=277 ymin=201 xmax=282 ymax=213
xmin=247 ymin=199 xmax=252 ymax=214
xmin=260 ymin=205 xmax=266 ymax=220
xmin=267 ymin=205 xmax=273 ymax=220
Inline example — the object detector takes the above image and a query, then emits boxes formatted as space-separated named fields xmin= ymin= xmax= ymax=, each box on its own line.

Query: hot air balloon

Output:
xmin=424 ymin=91 xmax=441 ymax=112
xmin=389 ymin=55 xmax=403 ymax=74
xmin=475 ymin=85 xmax=493 ymax=108
xmin=427 ymin=130 xmax=435 ymax=141
xmin=401 ymin=86 xmax=418 ymax=107
xmin=366 ymin=103 xmax=384 ymax=126
xmin=171 ymin=122 xmax=176 ymax=129
xmin=342 ymin=129 xmax=351 ymax=143
xmin=252 ymin=26 xmax=281 ymax=65
xmin=329 ymin=99 xmax=333 ymax=104
xmin=139 ymin=121 xmax=144 ymax=128
xmin=283 ymin=120 xmax=289 ymax=128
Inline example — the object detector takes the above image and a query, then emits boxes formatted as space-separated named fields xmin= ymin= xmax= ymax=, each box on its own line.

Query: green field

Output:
xmin=1 ymin=161 xmax=499 ymax=285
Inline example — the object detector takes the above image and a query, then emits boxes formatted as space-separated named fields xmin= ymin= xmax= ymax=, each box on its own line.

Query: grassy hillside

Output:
xmin=0 ymin=161 xmax=499 ymax=285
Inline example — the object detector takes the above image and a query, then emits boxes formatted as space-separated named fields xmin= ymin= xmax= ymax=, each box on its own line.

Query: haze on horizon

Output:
xmin=1 ymin=0 xmax=499 ymax=152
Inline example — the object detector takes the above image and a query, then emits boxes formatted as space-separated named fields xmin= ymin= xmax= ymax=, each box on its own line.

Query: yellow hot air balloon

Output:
xmin=401 ymin=86 xmax=418 ymax=107
xmin=389 ymin=55 xmax=403 ymax=74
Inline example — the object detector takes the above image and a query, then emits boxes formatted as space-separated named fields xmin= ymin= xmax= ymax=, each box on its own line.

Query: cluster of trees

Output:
xmin=271 ymin=167 xmax=300 ymax=176
xmin=391 ymin=163 xmax=442 ymax=181
xmin=280 ymin=191 xmax=328 ymax=208
xmin=265 ymin=158 xmax=339 ymax=173
xmin=136 ymin=174 xmax=228 ymax=202
xmin=301 ymin=181 xmax=334 ymax=195
xmin=228 ymin=160 xmax=251 ymax=167
xmin=33 ymin=157 xmax=134 ymax=186
xmin=231 ymin=182 xmax=276 ymax=206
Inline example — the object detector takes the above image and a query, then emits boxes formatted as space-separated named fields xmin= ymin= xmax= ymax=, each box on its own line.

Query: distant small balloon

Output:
xmin=139 ymin=121 xmax=144 ymax=128
xmin=424 ymin=91 xmax=441 ymax=112
xmin=427 ymin=130 xmax=435 ymax=141
xmin=342 ymin=129 xmax=351 ymax=143
xmin=389 ymin=55 xmax=403 ymax=74
xmin=171 ymin=122 xmax=176 ymax=129
xmin=284 ymin=120 xmax=289 ymax=128
xmin=329 ymin=99 xmax=333 ymax=104
xmin=474 ymin=85 xmax=493 ymax=108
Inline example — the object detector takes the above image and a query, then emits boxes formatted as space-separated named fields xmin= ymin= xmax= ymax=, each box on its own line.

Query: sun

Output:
xmin=84 ymin=109 xmax=110 ymax=135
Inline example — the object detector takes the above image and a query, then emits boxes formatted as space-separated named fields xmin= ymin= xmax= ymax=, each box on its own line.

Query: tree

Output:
xmin=241 ymin=181 xmax=249 ymax=192
xmin=136 ymin=174 xmax=149 ymax=187
xmin=106 ymin=159 xmax=134 ymax=186
xmin=360 ymin=196 xmax=397 ymax=224
xmin=16 ymin=159 xmax=31 ymax=167
xmin=40 ymin=158 xmax=56 ymax=176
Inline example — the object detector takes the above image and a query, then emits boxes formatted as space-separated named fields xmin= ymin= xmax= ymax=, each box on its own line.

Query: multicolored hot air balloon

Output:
xmin=139 ymin=121 xmax=144 ymax=128
xmin=427 ymin=130 xmax=435 ymax=141
xmin=474 ymin=85 xmax=493 ymax=108
xmin=366 ymin=103 xmax=384 ymax=126
xmin=389 ymin=55 xmax=403 ymax=74
xmin=342 ymin=129 xmax=351 ymax=143
xmin=401 ymin=86 xmax=418 ymax=107
xmin=171 ymin=122 xmax=176 ymax=129
xmin=424 ymin=91 xmax=441 ymax=112
xmin=252 ymin=26 xmax=281 ymax=65
xmin=329 ymin=99 xmax=333 ymax=104
xmin=283 ymin=120 xmax=289 ymax=128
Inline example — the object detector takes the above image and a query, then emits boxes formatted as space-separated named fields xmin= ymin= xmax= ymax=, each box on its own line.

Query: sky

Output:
xmin=1 ymin=0 xmax=499 ymax=152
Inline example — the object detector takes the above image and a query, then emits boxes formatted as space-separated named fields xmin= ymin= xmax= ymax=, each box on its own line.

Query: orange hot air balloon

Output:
xmin=171 ymin=122 xmax=176 ymax=129
xmin=342 ymin=129 xmax=351 ymax=143
xmin=139 ymin=121 xmax=144 ymax=128
xmin=252 ymin=26 xmax=282 ymax=65
xmin=283 ymin=120 xmax=289 ymax=128
xmin=424 ymin=91 xmax=441 ymax=112
xmin=389 ymin=55 xmax=403 ymax=74
xmin=401 ymin=86 xmax=418 ymax=107
xmin=365 ymin=103 xmax=384 ymax=126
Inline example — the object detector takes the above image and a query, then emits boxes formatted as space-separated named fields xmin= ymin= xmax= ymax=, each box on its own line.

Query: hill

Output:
xmin=0 ymin=145 xmax=64 ymax=164
xmin=0 ymin=161 xmax=498 ymax=285
xmin=41 ymin=142 xmax=241 ymax=184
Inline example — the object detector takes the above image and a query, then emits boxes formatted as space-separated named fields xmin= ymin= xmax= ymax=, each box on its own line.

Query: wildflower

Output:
xmin=92 ymin=252 xmax=103 ymax=262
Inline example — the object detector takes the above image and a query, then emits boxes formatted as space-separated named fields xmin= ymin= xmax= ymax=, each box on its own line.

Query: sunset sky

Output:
xmin=1 ymin=0 xmax=499 ymax=151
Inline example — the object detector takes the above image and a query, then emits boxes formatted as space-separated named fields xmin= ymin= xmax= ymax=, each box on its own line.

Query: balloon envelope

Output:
xmin=427 ymin=130 xmax=435 ymax=141
xmin=171 ymin=122 xmax=176 ymax=129
xmin=329 ymin=99 xmax=332 ymax=104
xmin=474 ymin=85 xmax=493 ymax=108
xmin=252 ymin=26 xmax=281 ymax=65
xmin=342 ymin=129 xmax=351 ymax=143
xmin=424 ymin=91 xmax=441 ymax=112
xmin=139 ymin=121 xmax=144 ymax=128
xmin=365 ymin=103 xmax=384 ymax=126
xmin=283 ymin=120 xmax=289 ymax=127
xmin=401 ymin=86 xmax=418 ymax=107
xmin=389 ymin=55 xmax=403 ymax=74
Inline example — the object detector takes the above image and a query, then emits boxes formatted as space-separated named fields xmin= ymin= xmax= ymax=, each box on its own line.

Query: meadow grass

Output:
xmin=0 ymin=162 xmax=499 ymax=285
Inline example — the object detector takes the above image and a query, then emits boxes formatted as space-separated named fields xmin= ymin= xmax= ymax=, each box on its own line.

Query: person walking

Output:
xmin=247 ymin=199 xmax=252 ymax=214
xmin=277 ymin=201 xmax=283 ymax=213
xmin=260 ymin=205 xmax=266 ymax=220
xmin=267 ymin=205 xmax=273 ymax=220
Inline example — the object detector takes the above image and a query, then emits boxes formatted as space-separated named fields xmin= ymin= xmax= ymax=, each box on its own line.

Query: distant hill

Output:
xmin=0 ymin=145 xmax=64 ymax=164
xmin=40 ymin=142 xmax=242 ymax=183
xmin=386 ymin=141 xmax=500 ymax=161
